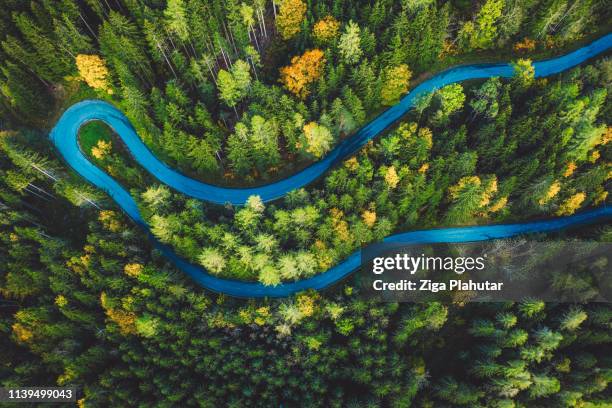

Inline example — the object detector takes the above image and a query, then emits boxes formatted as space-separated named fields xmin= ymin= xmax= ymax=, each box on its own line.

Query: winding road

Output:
xmin=50 ymin=34 xmax=612 ymax=297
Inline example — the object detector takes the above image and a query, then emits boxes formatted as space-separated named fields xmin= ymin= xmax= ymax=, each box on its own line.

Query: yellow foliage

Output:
xmin=313 ymin=16 xmax=340 ymax=43
xmin=124 ymin=263 xmax=143 ymax=278
xmin=91 ymin=139 xmax=112 ymax=160
xmin=12 ymin=322 xmax=33 ymax=343
xmin=485 ymin=178 xmax=498 ymax=196
xmin=439 ymin=39 xmax=458 ymax=58
xmin=55 ymin=294 xmax=68 ymax=307
xmin=589 ymin=150 xmax=600 ymax=163
xmin=418 ymin=163 xmax=430 ymax=174
xmin=449 ymin=176 xmax=481 ymax=200
xmin=297 ymin=293 xmax=316 ymax=317
xmin=594 ymin=190 xmax=608 ymax=205
xmin=67 ymin=255 xmax=88 ymax=275
xmin=280 ymin=49 xmax=325 ymax=99
xmin=384 ymin=166 xmax=400 ymax=188
xmin=57 ymin=366 xmax=77 ymax=386
xmin=556 ymin=192 xmax=586 ymax=216
xmin=317 ymin=252 xmax=333 ymax=269
xmin=601 ymin=126 xmax=611 ymax=145
xmin=334 ymin=219 xmax=350 ymax=241
xmin=399 ymin=122 xmax=418 ymax=139
xmin=329 ymin=207 xmax=344 ymax=222
xmin=107 ymin=309 xmax=137 ymax=335
xmin=362 ymin=210 xmax=377 ymax=227
xmin=478 ymin=177 xmax=498 ymax=207
xmin=344 ymin=156 xmax=359 ymax=171
xmin=100 ymin=292 xmax=137 ymax=335
xmin=98 ymin=210 xmax=122 ymax=232
xmin=563 ymin=162 xmax=577 ymax=177
xmin=538 ymin=181 xmax=561 ymax=205
xmin=329 ymin=209 xmax=350 ymax=240
xmin=238 ymin=309 xmax=252 ymax=324
xmin=545 ymin=35 xmax=557 ymax=49
xmin=313 ymin=240 xmax=332 ymax=269
xmin=381 ymin=64 xmax=413 ymax=106
xmin=513 ymin=37 xmax=536 ymax=53
xmin=419 ymin=127 xmax=433 ymax=149
xmin=489 ymin=196 xmax=507 ymax=213
xmin=276 ymin=0 xmax=307 ymax=40
xmin=75 ymin=54 xmax=112 ymax=94
xmin=77 ymin=398 xmax=86 ymax=408
xmin=254 ymin=306 xmax=271 ymax=326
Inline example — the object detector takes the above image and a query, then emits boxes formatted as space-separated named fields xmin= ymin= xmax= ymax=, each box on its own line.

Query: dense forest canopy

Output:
xmin=0 ymin=0 xmax=611 ymax=406
xmin=0 ymin=0 xmax=610 ymax=182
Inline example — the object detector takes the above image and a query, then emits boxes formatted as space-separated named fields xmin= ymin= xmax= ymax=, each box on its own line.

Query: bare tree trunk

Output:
xmin=249 ymin=58 xmax=259 ymax=81
xmin=156 ymin=39 xmax=178 ymax=79
xmin=252 ymin=27 xmax=261 ymax=52
xmin=258 ymin=8 xmax=267 ymax=38
xmin=79 ymin=13 xmax=98 ymax=39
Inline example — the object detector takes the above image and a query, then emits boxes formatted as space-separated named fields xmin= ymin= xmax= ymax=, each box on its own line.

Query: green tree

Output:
xmin=381 ymin=64 xmax=412 ymax=106
xmin=339 ymin=21 xmax=363 ymax=64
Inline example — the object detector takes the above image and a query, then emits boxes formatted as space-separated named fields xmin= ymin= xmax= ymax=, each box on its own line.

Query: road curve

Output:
xmin=49 ymin=34 xmax=612 ymax=297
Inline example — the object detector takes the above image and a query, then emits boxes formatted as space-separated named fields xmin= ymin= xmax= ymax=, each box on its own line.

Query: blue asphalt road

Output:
xmin=49 ymin=34 xmax=612 ymax=297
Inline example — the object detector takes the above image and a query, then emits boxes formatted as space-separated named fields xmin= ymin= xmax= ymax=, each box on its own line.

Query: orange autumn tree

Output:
xmin=280 ymin=49 xmax=325 ymax=99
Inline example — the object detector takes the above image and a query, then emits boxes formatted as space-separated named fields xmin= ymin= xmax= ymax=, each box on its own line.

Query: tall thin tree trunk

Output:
xmin=259 ymin=8 xmax=267 ymax=38
xmin=156 ymin=39 xmax=178 ymax=79
xmin=79 ymin=13 xmax=98 ymax=39
xmin=253 ymin=28 xmax=261 ymax=51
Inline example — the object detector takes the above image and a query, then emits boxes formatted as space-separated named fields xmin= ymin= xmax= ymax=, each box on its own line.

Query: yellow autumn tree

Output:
xmin=91 ymin=139 xmax=112 ymax=160
xmin=344 ymin=157 xmax=359 ymax=171
xmin=313 ymin=16 xmax=340 ymax=43
xmin=280 ymin=49 xmax=325 ymax=99
xmin=563 ymin=162 xmax=577 ymax=177
xmin=100 ymin=292 xmax=137 ymax=335
xmin=124 ymin=263 xmax=143 ymax=278
xmin=99 ymin=210 xmax=123 ymax=232
xmin=479 ymin=177 xmax=498 ymax=207
xmin=362 ymin=210 xmax=376 ymax=227
xmin=489 ymin=196 xmax=507 ymax=212
xmin=513 ymin=37 xmax=536 ymax=53
xmin=75 ymin=54 xmax=112 ymax=94
xmin=381 ymin=64 xmax=412 ymax=106
xmin=12 ymin=322 xmax=33 ymax=343
xmin=276 ymin=0 xmax=307 ymax=40
xmin=556 ymin=192 xmax=586 ymax=216
xmin=297 ymin=293 xmax=317 ymax=317
xmin=601 ymin=126 xmax=611 ymax=145
xmin=589 ymin=150 xmax=600 ymax=163
xmin=384 ymin=166 xmax=399 ymax=188
xmin=538 ymin=181 xmax=561 ymax=205
xmin=594 ymin=190 xmax=608 ymax=205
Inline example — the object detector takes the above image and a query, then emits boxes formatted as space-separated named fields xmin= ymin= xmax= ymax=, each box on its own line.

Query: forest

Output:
xmin=0 ymin=0 xmax=611 ymax=406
